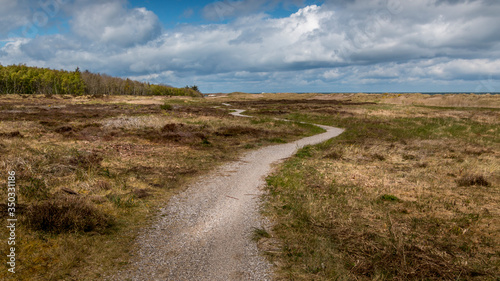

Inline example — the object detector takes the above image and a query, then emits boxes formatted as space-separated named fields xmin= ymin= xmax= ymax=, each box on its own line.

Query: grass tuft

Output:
xmin=160 ymin=102 xmax=173 ymax=111
xmin=20 ymin=177 xmax=50 ymax=200
xmin=296 ymin=146 xmax=313 ymax=158
xmin=26 ymin=196 xmax=114 ymax=233
xmin=456 ymin=174 xmax=490 ymax=187
xmin=377 ymin=194 xmax=401 ymax=202
xmin=252 ymin=227 xmax=271 ymax=241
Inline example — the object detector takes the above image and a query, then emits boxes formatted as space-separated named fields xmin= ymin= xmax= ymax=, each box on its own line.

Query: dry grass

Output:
xmin=0 ymin=94 xmax=319 ymax=280
xmin=0 ymin=93 xmax=497 ymax=280
xmin=26 ymin=196 xmax=113 ymax=233
xmin=258 ymin=94 xmax=499 ymax=280
xmin=380 ymin=93 xmax=500 ymax=108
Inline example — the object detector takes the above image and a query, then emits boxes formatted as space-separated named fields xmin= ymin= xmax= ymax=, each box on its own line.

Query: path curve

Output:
xmin=114 ymin=108 xmax=344 ymax=280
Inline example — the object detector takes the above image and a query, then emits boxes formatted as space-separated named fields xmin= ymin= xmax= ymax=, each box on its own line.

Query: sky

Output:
xmin=0 ymin=0 xmax=499 ymax=93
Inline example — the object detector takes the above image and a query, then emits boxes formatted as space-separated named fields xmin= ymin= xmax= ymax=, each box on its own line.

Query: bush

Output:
xmin=26 ymin=197 xmax=113 ymax=233
xmin=456 ymin=174 xmax=490 ymax=187
xmin=377 ymin=194 xmax=401 ymax=202
xmin=160 ymin=103 xmax=173 ymax=111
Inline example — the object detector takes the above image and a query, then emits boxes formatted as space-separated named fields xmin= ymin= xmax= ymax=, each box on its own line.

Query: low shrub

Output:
xmin=377 ymin=194 xmax=401 ymax=202
xmin=456 ymin=174 xmax=490 ymax=187
xmin=26 ymin=197 xmax=113 ymax=233
xmin=160 ymin=103 xmax=173 ymax=111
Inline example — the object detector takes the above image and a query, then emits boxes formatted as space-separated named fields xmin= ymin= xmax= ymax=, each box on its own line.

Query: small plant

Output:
xmin=296 ymin=146 xmax=313 ymax=158
xmin=252 ymin=227 xmax=271 ymax=241
xmin=99 ymin=167 xmax=112 ymax=178
xmin=377 ymin=194 xmax=401 ymax=203
xmin=94 ymin=180 xmax=111 ymax=190
xmin=26 ymin=197 xmax=113 ymax=233
xmin=243 ymin=144 xmax=255 ymax=149
xmin=160 ymin=103 xmax=173 ymax=111
xmin=456 ymin=174 xmax=490 ymax=187
xmin=69 ymin=149 xmax=103 ymax=170
xmin=201 ymin=137 xmax=211 ymax=145
xmin=402 ymin=153 xmax=417 ymax=160
xmin=371 ymin=153 xmax=385 ymax=161
xmin=107 ymin=194 xmax=137 ymax=208
xmin=324 ymin=150 xmax=343 ymax=160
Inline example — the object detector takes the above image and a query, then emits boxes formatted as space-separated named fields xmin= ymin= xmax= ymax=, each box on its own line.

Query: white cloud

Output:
xmin=70 ymin=1 xmax=161 ymax=47
xmin=0 ymin=0 xmax=34 ymax=37
xmin=1 ymin=0 xmax=499 ymax=92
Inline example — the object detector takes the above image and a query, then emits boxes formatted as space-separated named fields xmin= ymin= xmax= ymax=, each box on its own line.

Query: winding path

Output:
xmin=114 ymin=107 xmax=344 ymax=280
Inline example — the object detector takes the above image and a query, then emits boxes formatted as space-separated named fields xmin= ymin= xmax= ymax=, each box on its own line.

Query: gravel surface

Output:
xmin=112 ymin=109 xmax=343 ymax=281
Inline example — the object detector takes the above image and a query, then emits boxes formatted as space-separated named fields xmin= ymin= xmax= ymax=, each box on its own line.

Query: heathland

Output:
xmin=0 ymin=92 xmax=498 ymax=280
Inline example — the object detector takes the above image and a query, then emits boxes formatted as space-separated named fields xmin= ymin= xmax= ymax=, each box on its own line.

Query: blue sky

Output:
xmin=1 ymin=0 xmax=499 ymax=93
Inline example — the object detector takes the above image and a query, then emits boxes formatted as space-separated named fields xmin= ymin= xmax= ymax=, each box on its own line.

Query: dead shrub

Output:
xmin=68 ymin=150 xmax=103 ymax=169
xmin=464 ymin=147 xmax=492 ymax=156
xmin=39 ymin=120 xmax=60 ymax=127
xmin=216 ymin=126 xmax=267 ymax=137
xmin=0 ymin=131 xmax=23 ymax=138
xmin=132 ymin=188 xmax=151 ymax=199
xmin=323 ymin=150 xmax=343 ymax=160
xmin=94 ymin=180 xmax=111 ymax=190
xmin=160 ymin=131 xmax=199 ymax=142
xmin=415 ymin=162 xmax=428 ymax=168
xmin=26 ymin=196 xmax=113 ymax=233
xmin=161 ymin=123 xmax=185 ymax=132
xmin=76 ymin=126 xmax=104 ymax=140
xmin=402 ymin=153 xmax=418 ymax=160
xmin=55 ymin=126 xmax=73 ymax=133
xmin=371 ymin=153 xmax=385 ymax=161
xmin=144 ymin=123 xmax=208 ymax=144
xmin=456 ymin=174 xmax=490 ymax=187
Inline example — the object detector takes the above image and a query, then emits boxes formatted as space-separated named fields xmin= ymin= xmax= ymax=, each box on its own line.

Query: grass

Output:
xmin=26 ymin=196 xmax=114 ymax=233
xmin=0 ymin=94 xmax=321 ymax=280
xmin=0 ymin=92 xmax=498 ymax=280
xmin=257 ymin=93 xmax=499 ymax=280
xmin=252 ymin=227 xmax=272 ymax=242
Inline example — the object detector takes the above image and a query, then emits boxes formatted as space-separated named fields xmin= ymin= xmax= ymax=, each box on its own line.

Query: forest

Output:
xmin=0 ymin=64 xmax=202 ymax=97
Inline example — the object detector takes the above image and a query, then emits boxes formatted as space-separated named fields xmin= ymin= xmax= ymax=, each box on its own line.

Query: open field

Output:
xmin=0 ymin=93 xmax=498 ymax=280
xmin=0 ymin=94 xmax=322 ymax=280
xmin=246 ymin=93 xmax=498 ymax=280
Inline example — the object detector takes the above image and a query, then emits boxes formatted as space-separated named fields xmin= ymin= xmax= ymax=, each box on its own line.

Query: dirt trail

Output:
xmin=114 ymin=109 xmax=343 ymax=280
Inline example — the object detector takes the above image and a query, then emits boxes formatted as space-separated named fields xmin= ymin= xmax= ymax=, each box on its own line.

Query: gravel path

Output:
xmin=113 ymin=109 xmax=343 ymax=280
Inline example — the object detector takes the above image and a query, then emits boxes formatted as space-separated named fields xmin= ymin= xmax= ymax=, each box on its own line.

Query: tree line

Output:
xmin=0 ymin=64 xmax=202 ymax=97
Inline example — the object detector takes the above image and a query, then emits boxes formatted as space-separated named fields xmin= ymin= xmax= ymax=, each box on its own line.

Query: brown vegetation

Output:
xmin=0 ymin=92 xmax=497 ymax=280
xmin=258 ymin=93 xmax=499 ymax=280
xmin=0 ymin=94 xmax=318 ymax=280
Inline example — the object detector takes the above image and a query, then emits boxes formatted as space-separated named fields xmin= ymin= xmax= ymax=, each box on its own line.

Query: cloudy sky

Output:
xmin=1 ymin=0 xmax=499 ymax=93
